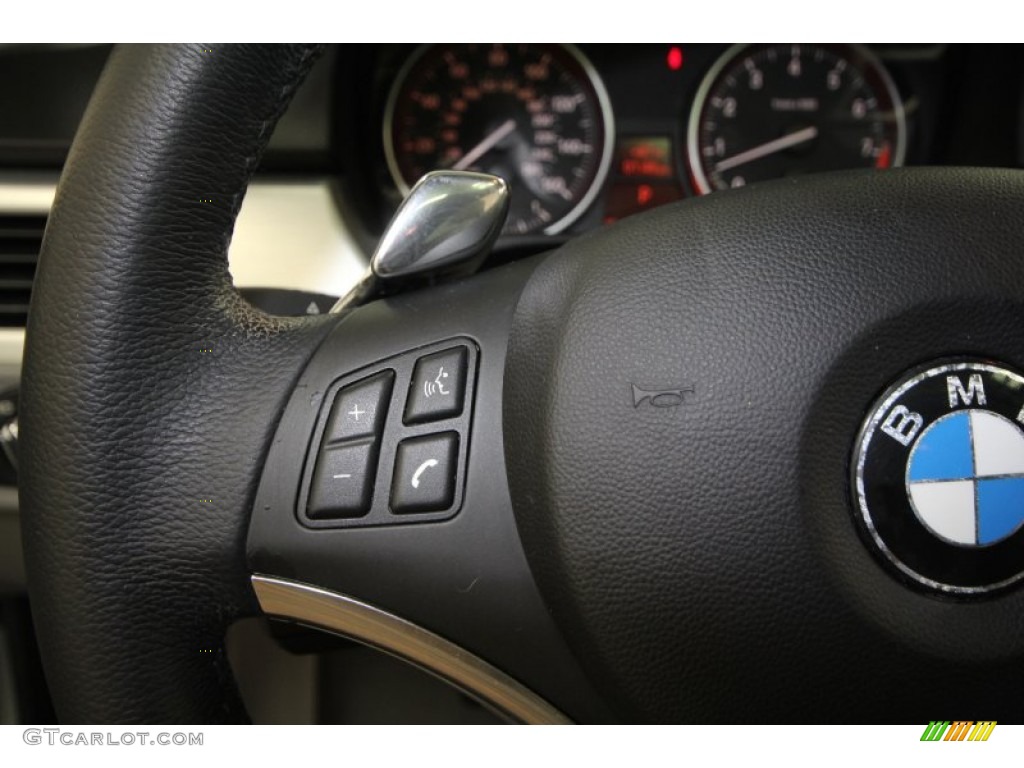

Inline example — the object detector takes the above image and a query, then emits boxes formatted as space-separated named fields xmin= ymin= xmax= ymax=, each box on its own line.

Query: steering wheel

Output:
xmin=20 ymin=44 xmax=1024 ymax=724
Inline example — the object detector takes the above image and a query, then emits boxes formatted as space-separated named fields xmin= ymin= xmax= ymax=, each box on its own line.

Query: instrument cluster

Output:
xmin=342 ymin=44 xmax=956 ymax=247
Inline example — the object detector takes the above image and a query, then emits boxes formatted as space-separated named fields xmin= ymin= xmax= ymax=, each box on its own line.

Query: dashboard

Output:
xmin=2 ymin=44 xmax=1023 ymax=263
xmin=337 ymin=43 xmax=1023 ymax=260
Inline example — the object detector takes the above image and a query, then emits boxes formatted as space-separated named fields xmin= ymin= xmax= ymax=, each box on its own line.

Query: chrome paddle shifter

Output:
xmin=331 ymin=171 xmax=509 ymax=314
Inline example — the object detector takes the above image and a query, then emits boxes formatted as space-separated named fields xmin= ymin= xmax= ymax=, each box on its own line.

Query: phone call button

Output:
xmin=391 ymin=432 xmax=459 ymax=513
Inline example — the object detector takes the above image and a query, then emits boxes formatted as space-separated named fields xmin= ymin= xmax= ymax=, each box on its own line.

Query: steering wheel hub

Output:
xmin=505 ymin=169 xmax=1024 ymax=721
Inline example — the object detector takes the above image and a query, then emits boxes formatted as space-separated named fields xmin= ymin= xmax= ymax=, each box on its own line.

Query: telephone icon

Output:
xmin=411 ymin=459 xmax=439 ymax=489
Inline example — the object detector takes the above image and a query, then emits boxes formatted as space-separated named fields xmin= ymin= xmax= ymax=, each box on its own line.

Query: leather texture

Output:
xmin=20 ymin=44 xmax=335 ymax=723
xmin=506 ymin=168 xmax=1024 ymax=722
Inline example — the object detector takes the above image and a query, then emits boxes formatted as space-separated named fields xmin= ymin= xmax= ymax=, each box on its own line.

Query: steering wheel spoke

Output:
xmin=248 ymin=259 xmax=607 ymax=723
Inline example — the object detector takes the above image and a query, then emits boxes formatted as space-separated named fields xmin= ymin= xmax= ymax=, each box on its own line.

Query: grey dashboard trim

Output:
xmin=229 ymin=180 xmax=368 ymax=296
xmin=0 ymin=180 xmax=56 ymax=214
xmin=252 ymin=574 xmax=572 ymax=725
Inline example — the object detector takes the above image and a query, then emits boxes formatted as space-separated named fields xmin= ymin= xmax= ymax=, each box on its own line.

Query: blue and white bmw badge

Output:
xmin=853 ymin=360 xmax=1024 ymax=594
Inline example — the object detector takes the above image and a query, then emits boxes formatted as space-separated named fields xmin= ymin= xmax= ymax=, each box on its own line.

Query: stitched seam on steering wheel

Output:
xmin=225 ymin=44 xmax=325 ymax=252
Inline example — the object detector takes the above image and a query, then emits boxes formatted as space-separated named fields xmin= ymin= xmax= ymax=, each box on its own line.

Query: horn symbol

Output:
xmin=631 ymin=383 xmax=693 ymax=408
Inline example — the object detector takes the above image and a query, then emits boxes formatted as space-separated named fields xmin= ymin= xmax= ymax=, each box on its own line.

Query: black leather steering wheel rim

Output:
xmin=21 ymin=44 xmax=334 ymax=723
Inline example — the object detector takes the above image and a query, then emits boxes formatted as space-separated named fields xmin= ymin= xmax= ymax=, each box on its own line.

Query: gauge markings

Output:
xmin=687 ymin=44 xmax=906 ymax=194
xmin=384 ymin=44 xmax=613 ymax=235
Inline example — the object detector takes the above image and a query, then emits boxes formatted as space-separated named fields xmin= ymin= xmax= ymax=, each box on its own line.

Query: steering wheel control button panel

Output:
xmin=391 ymin=432 xmax=459 ymax=513
xmin=298 ymin=338 xmax=478 ymax=529
xmin=853 ymin=360 xmax=1024 ymax=595
xmin=405 ymin=346 xmax=468 ymax=424
xmin=324 ymin=370 xmax=394 ymax=442
xmin=306 ymin=442 xmax=377 ymax=519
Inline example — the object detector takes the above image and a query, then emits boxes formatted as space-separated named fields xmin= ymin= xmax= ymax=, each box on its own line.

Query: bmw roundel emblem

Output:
xmin=853 ymin=360 xmax=1024 ymax=594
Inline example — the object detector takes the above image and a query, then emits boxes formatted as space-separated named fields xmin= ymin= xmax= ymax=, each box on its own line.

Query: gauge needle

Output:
xmin=452 ymin=119 xmax=517 ymax=171
xmin=714 ymin=126 xmax=819 ymax=173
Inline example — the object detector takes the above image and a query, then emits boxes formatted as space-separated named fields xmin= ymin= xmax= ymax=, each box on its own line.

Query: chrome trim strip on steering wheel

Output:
xmin=251 ymin=575 xmax=572 ymax=724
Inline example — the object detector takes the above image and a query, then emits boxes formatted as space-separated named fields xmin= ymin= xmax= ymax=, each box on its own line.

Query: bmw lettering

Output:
xmin=853 ymin=360 xmax=1024 ymax=594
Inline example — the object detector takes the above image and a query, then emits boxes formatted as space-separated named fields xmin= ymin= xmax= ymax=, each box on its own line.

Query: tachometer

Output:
xmin=384 ymin=44 xmax=614 ymax=235
xmin=687 ymin=44 xmax=906 ymax=193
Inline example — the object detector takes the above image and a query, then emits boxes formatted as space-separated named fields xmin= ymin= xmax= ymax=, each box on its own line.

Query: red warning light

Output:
xmin=637 ymin=184 xmax=654 ymax=206
xmin=667 ymin=46 xmax=684 ymax=71
xmin=875 ymin=142 xmax=892 ymax=169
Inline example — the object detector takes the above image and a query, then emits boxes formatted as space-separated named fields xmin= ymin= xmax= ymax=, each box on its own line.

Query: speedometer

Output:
xmin=384 ymin=44 xmax=614 ymax=235
xmin=687 ymin=44 xmax=906 ymax=193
